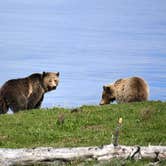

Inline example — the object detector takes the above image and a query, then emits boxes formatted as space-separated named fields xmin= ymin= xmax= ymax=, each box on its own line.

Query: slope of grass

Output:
xmin=0 ymin=101 xmax=165 ymax=148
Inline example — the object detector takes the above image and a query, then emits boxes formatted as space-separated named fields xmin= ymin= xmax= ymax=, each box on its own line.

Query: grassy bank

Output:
xmin=0 ymin=101 xmax=165 ymax=148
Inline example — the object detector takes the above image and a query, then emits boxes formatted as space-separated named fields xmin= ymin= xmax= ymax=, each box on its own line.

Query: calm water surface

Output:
xmin=0 ymin=0 xmax=166 ymax=109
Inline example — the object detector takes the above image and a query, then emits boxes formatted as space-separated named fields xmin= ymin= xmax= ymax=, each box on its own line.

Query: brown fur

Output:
xmin=0 ymin=72 xmax=59 ymax=114
xmin=100 ymin=77 xmax=149 ymax=105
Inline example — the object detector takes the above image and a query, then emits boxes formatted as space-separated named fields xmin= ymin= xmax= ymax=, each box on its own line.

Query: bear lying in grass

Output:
xmin=100 ymin=77 xmax=149 ymax=105
xmin=0 ymin=72 xmax=59 ymax=114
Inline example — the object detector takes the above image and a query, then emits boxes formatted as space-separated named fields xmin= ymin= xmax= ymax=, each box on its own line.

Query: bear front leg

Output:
xmin=27 ymin=92 xmax=43 ymax=110
xmin=34 ymin=95 xmax=44 ymax=109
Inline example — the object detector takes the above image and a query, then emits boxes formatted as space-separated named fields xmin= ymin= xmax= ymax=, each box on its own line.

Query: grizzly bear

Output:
xmin=100 ymin=77 xmax=149 ymax=105
xmin=0 ymin=72 xmax=59 ymax=114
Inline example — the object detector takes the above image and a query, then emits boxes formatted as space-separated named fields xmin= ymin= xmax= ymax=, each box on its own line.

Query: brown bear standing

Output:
xmin=100 ymin=77 xmax=149 ymax=105
xmin=0 ymin=72 xmax=59 ymax=114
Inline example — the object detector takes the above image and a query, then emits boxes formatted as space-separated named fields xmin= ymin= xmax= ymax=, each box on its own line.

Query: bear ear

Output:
xmin=42 ymin=71 xmax=46 ymax=77
xmin=56 ymin=72 xmax=60 ymax=77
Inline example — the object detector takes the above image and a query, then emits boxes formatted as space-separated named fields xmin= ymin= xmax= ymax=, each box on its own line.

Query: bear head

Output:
xmin=42 ymin=72 xmax=60 ymax=92
xmin=100 ymin=85 xmax=115 ymax=105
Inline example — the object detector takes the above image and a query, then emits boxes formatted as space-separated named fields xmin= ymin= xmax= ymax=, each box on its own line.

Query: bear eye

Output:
xmin=49 ymin=80 xmax=52 ymax=83
xmin=102 ymin=94 xmax=105 ymax=98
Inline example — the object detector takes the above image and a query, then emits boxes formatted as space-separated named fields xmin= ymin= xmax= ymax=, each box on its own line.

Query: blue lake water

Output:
xmin=0 ymin=0 xmax=166 ymax=108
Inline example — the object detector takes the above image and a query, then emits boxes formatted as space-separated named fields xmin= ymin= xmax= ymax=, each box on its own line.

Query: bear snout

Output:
xmin=47 ymin=85 xmax=57 ymax=91
xmin=52 ymin=85 xmax=57 ymax=90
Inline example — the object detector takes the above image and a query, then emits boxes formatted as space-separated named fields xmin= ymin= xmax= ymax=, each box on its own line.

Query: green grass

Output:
xmin=0 ymin=101 xmax=165 ymax=148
